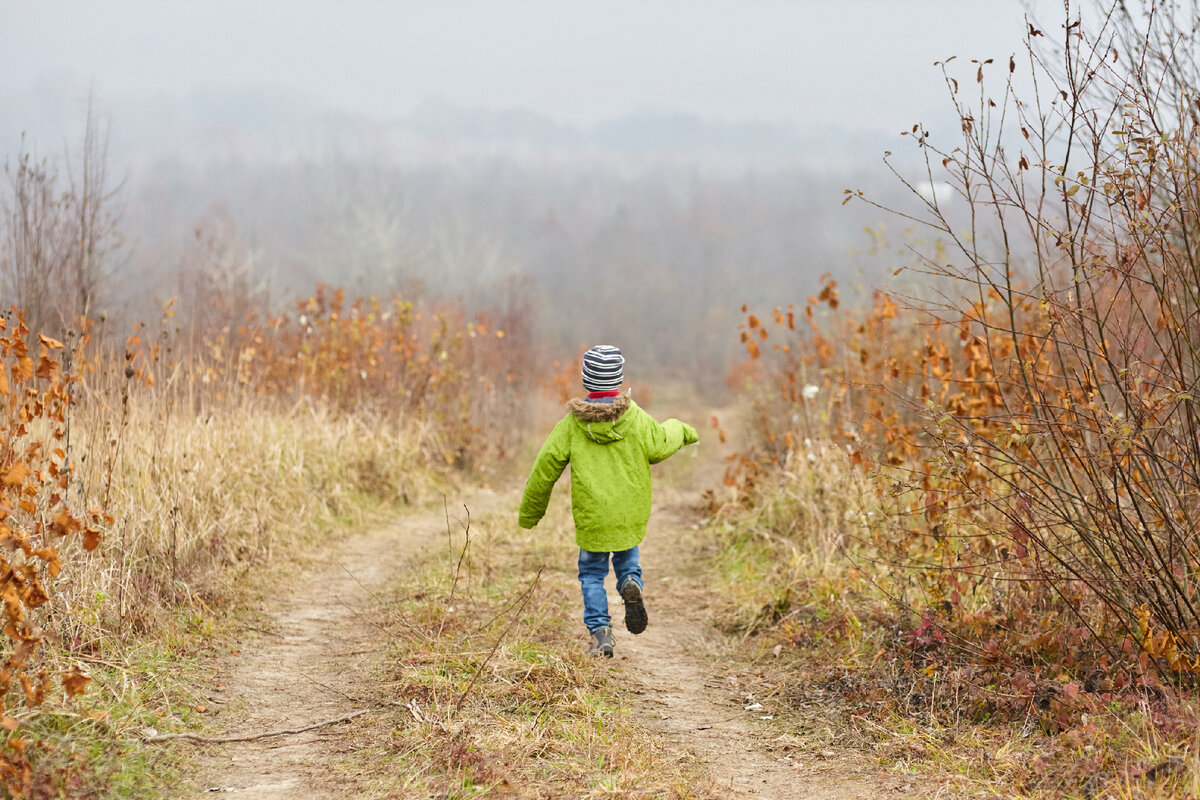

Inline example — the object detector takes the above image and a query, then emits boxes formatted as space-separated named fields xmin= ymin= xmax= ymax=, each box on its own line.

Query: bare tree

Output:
xmin=1 ymin=94 xmax=124 ymax=335
xmin=1 ymin=141 xmax=73 ymax=335
xmin=65 ymin=92 xmax=125 ymax=320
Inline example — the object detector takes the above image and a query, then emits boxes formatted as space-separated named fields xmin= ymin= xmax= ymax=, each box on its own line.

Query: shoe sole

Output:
xmin=620 ymin=581 xmax=648 ymax=635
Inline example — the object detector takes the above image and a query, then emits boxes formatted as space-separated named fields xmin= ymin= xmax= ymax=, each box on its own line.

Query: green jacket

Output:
xmin=518 ymin=395 xmax=699 ymax=552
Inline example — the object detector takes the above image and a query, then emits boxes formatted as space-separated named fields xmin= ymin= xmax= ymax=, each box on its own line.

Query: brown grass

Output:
xmin=50 ymin=400 xmax=440 ymax=640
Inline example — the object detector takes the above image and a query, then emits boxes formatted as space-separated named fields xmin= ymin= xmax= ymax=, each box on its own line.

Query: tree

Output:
xmin=1 ymin=92 xmax=124 ymax=335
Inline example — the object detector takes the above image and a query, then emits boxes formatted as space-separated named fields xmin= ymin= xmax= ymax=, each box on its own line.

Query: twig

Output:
xmin=696 ymin=714 xmax=743 ymax=730
xmin=437 ymin=504 xmax=473 ymax=642
xmin=244 ymin=624 xmax=281 ymax=638
xmin=142 ymin=709 xmax=367 ymax=744
xmin=454 ymin=567 xmax=543 ymax=714
xmin=332 ymin=594 xmax=390 ymax=632
xmin=339 ymin=562 xmax=391 ymax=609
xmin=297 ymin=671 xmax=360 ymax=704
xmin=339 ymin=563 xmax=433 ymax=642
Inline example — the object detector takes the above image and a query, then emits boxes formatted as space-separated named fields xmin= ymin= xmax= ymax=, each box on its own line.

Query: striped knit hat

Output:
xmin=581 ymin=345 xmax=624 ymax=392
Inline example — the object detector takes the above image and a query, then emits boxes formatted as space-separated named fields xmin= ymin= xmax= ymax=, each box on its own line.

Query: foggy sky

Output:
xmin=4 ymin=1 xmax=1031 ymax=132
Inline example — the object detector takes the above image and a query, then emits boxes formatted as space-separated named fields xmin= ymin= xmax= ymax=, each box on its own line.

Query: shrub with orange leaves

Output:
xmin=0 ymin=309 xmax=109 ymax=795
xmin=733 ymin=2 xmax=1200 ymax=705
xmin=121 ymin=284 xmax=536 ymax=471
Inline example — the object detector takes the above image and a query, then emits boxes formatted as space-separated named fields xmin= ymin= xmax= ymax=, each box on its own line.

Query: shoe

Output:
xmin=588 ymin=625 xmax=615 ymax=658
xmin=619 ymin=577 xmax=648 ymax=635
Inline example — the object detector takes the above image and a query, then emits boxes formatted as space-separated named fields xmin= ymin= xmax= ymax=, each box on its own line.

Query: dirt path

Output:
xmin=168 ymin=485 xmax=907 ymax=799
xmin=622 ymin=495 xmax=914 ymax=799
xmin=176 ymin=494 xmax=507 ymax=798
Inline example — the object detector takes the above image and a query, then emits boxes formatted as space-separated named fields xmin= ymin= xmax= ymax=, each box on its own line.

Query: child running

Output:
xmin=518 ymin=345 xmax=699 ymax=657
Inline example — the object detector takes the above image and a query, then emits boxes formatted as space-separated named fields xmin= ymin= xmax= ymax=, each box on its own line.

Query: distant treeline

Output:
xmin=121 ymin=155 xmax=922 ymax=387
xmin=5 ymin=110 xmax=927 ymax=389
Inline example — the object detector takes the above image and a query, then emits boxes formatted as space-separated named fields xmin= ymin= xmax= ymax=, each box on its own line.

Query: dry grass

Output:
xmin=45 ymin=398 xmax=441 ymax=641
xmin=344 ymin=504 xmax=717 ymax=799
xmin=0 ymin=279 xmax=541 ymax=795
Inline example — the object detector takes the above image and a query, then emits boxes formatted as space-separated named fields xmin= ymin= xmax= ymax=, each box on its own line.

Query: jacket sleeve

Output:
xmin=641 ymin=409 xmax=700 ymax=464
xmin=518 ymin=419 xmax=571 ymax=529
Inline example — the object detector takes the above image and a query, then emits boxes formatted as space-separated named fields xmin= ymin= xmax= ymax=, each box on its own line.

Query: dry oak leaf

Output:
xmin=61 ymin=669 xmax=90 ymax=698
xmin=81 ymin=527 xmax=102 ymax=552
xmin=1 ymin=463 xmax=29 ymax=487
xmin=0 ymin=717 xmax=17 ymax=732
xmin=35 ymin=356 xmax=59 ymax=380
xmin=19 ymin=674 xmax=44 ymax=707
xmin=36 ymin=335 xmax=64 ymax=350
xmin=50 ymin=511 xmax=80 ymax=537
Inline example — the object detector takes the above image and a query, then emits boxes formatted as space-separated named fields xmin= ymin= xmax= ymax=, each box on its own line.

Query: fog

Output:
xmin=1 ymin=0 xmax=1033 ymax=383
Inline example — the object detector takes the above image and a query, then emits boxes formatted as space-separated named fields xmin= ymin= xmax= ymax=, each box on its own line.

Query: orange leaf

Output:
xmin=81 ymin=527 xmax=102 ymax=551
xmin=61 ymin=668 xmax=91 ymax=698
xmin=35 ymin=355 xmax=58 ymax=380
xmin=2 ymin=463 xmax=29 ymax=486
xmin=0 ymin=717 xmax=17 ymax=731
xmin=19 ymin=673 xmax=43 ymax=706
xmin=37 ymin=334 xmax=64 ymax=350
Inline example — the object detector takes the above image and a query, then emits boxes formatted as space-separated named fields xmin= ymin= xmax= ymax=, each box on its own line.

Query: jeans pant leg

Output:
xmin=611 ymin=545 xmax=642 ymax=591
xmin=578 ymin=549 xmax=612 ymax=632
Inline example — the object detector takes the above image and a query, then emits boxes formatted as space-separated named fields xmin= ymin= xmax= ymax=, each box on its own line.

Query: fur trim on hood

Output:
xmin=566 ymin=394 xmax=630 ymax=423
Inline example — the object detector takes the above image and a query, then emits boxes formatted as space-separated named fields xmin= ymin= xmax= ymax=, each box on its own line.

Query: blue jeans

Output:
xmin=578 ymin=546 xmax=642 ymax=632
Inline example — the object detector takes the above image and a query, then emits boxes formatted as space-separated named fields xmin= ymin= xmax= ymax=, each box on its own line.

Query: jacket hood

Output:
xmin=567 ymin=394 xmax=631 ymax=444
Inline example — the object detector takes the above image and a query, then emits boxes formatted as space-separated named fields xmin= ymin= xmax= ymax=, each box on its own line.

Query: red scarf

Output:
xmin=587 ymin=390 xmax=620 ymax=400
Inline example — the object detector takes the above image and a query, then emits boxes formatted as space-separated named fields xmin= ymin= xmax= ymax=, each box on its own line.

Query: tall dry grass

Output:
xmin=51 ymin=283 xmax=537 ymax=632
xmin=51 ymin=400 xmax=436 ymax=641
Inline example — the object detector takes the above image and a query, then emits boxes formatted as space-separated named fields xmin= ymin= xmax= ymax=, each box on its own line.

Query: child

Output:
xmin=518 ymin=345 xmax=698 ymax=657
